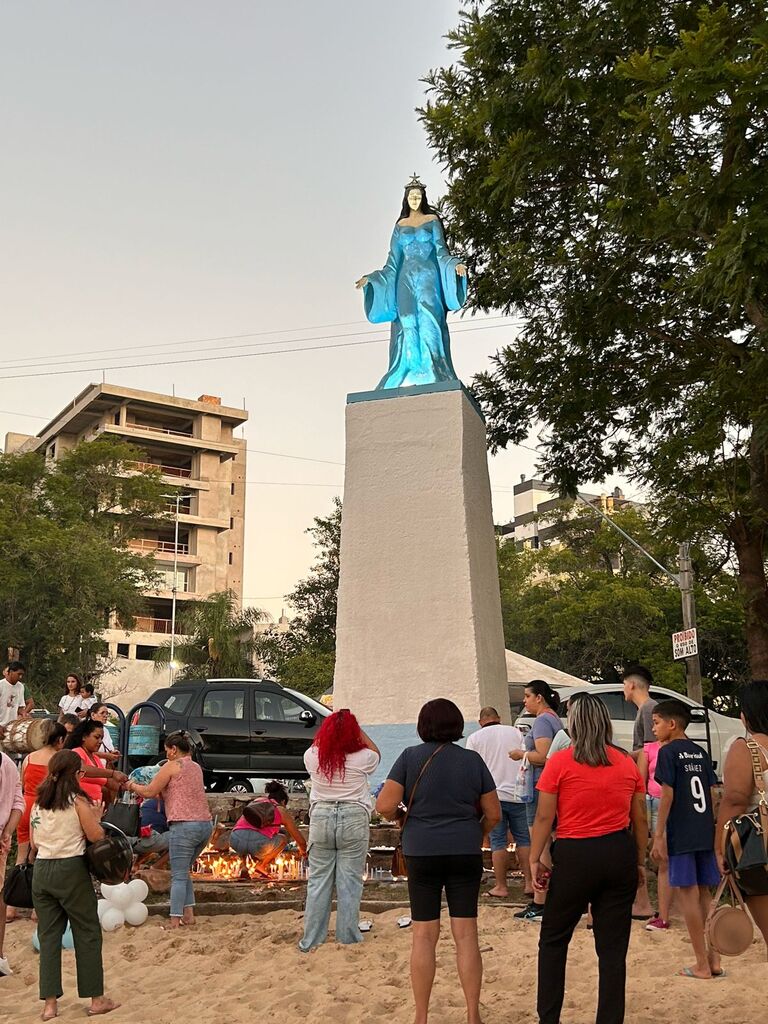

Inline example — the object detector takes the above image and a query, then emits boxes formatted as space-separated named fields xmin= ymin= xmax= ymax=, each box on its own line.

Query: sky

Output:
xmin=0 ymin=2 xmax=625 ymax=621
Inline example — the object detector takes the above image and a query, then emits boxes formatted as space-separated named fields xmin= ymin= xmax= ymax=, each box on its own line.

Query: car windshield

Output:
xmin=284 ymin=689 xmax=331 ymax=717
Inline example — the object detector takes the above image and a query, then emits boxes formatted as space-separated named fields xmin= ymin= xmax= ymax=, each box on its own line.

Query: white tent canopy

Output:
xmin=505 ymin=649 xmax=590 ymax=689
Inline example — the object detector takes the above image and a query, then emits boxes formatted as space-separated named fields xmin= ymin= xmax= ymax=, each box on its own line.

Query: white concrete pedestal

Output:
xmin=333 ymin=382 xmax=509 ymax=770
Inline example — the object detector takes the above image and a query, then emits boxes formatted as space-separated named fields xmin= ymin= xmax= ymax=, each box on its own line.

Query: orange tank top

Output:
xmin=22 ymin=760 xmax=49 ymax=801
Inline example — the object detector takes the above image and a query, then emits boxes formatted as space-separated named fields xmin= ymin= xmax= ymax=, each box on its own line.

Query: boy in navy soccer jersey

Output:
xmin=651 ymin=699 xmax=722 ymax=979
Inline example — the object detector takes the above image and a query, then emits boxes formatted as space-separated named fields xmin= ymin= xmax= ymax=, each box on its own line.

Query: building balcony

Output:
xmin=129 ymin=537 xmax=190 ymax=555
xmin=103 ymin=422 xmax=241 ymax=458
xmin=132 ymin=616 xmax=173 ymax=634
xmin=128 ymin=459 xmax=192 ymax=479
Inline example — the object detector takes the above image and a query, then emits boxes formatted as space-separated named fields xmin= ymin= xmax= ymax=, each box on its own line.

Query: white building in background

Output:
xmin=498 ymin=476 xmax=637 ymax=549
xmin=5 ymin=383 xmax=248 ymax=708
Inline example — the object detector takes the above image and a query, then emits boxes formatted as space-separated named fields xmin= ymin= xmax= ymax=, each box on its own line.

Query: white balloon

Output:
xmin=100 ymin=907 xmax=125 ymax=932
xmin=100 ymin=883 xmax=118 ymax=901
xmin=97 ymin=899 xmax=111 ymax=920
xmin=124 ymin=901 xmax=149 ymax=927
xmin=104 ymin=883 xmax=134 ymax=911
xmin=127 ymin=878 xmax=149 ymax=903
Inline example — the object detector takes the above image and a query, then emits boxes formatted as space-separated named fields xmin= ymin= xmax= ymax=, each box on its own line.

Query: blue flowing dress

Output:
xmin=362 ymin=217 xmax=467 ymax=389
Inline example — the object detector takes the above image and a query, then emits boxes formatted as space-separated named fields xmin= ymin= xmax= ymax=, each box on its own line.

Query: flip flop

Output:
xmin=483 ymin=891 xmax=509 ymax=899
xmin=86 ymin=1003 xmax=121 ymax=1016
xmin=676 ymin=967 xmax=725 ymax=979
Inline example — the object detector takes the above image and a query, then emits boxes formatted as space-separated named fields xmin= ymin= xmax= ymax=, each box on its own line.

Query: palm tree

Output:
xmin=153 ymin=591 xmax=267 ymax=680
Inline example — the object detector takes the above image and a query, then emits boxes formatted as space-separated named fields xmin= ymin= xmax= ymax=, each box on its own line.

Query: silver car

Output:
xmin=514 ymin=682 xmax=744 ymax=778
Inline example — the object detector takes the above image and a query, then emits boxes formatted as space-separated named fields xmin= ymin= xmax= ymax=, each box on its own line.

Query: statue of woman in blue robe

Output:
xmin=356 ymin=175 xmax=468 ymax=390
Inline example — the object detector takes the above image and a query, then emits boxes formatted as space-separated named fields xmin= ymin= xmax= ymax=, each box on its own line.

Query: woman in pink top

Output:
xmin=229 ymin=780 xmax=307 ymax=875
xmin=128 ymin=731 xmax=211 ymax=929
xmin=637 ymin=739 xmax=671 ymax=930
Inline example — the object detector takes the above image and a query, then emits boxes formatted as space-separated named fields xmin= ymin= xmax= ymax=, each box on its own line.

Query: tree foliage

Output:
xmin=257 ymin=498 xmax=341 ymax=698
xmin=499 ymin=503 xmax=748 ymax=706
xmin=421 ymin=1 xmax=768 ymax=673
xmin=153 ymin=590 xmax=266 ymax=682
xmin=0 ymin=437 xmax=168 ymax=704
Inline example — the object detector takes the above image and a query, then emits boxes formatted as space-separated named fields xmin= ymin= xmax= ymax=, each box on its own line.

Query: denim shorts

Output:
xmin=668 ymin=851 xmax=720 ymax=888
xmin=490 ymin=800 xmax=531 ymax=851
xmin=646 ymin=796 xmax=660 ymax=835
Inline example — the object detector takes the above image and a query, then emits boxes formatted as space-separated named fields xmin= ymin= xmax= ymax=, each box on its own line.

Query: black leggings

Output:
xmin=405 ymin=854 xmax=484 ymax=920
xmin=538 ymin=830 xmax=637 ymax=1024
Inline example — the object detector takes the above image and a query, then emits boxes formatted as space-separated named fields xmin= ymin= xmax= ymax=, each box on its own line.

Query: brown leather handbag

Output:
xmin=391 ymin=745 xmax=446 ymax=880
xmin=705 ymin=874 xmax=755 ymax=956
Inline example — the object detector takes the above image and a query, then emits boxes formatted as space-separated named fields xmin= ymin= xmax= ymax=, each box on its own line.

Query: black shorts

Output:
xmin=405 ymin=854 xmax=484 ymax=921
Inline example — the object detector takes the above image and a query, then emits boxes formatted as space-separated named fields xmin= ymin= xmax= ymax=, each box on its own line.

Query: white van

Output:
xmin=514 ymin=682 xmax=743 ymax=778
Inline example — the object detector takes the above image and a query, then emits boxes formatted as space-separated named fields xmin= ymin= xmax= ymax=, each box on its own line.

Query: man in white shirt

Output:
xmin=0 ymin=662 xmax=32 ymax=736
xmin=465 ymin=706 xmax=532 ymax=898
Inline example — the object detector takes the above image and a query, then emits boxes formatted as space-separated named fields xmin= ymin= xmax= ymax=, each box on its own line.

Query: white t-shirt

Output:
xmin=100 ymin=729 xmax=115 ymax=753
xmin=465 ymin=722 xmax=526 ymax=802
xmin=58 ymin=694 xmax=84 ymax=716
xmin=80 ymin=696 xmax=97 ymax=713
xmin=0 ymin=679 xmax=26 ymax=727
xmin=548 ymin=729 xmax=572 ymax=758
xmin=304 ymin=745 xmax=380 ymax=811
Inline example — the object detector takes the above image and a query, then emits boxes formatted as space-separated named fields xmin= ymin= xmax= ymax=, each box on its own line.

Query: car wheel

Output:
xmin=225 ymin=779 xmax=254 ymax=794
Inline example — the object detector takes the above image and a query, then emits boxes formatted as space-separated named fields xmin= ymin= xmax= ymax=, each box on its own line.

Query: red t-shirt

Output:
xmin=537 ymin=746 xmax=644 ymax=839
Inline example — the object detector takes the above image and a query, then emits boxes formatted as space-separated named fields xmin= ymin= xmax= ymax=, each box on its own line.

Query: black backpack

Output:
xmin=724 ymin=738 xmax=768 ymax=896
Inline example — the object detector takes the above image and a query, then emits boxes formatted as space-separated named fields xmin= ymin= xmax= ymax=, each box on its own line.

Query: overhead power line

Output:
xmin=0 ymin=313 xmax=519 ymax=369
xmin=1 ymin=322 xmax=519 ymax=381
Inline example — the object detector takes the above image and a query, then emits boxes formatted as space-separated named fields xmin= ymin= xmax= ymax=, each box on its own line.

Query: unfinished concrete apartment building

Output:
xmin=5 ymin=383 xmax=248 ymax=706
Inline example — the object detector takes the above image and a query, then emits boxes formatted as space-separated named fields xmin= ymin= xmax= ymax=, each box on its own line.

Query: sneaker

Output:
xmin=645 ymin=917 xmax=670 ymax=932
xmin=0 ymin=956 xmax=13 ymax=977
xmin=514 ymin=904 xmax=545 ymax=922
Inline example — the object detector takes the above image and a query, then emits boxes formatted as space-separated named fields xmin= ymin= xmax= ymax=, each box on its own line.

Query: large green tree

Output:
xmin=421 ymin=1 xmax=768 ymax=673
xmin=0 ymin=437 xmax=167 ymax=704
xmin=499 ymin=503 xmax=748 ymax=707
xmin=257 ymin=498 xmax=341 ymax=698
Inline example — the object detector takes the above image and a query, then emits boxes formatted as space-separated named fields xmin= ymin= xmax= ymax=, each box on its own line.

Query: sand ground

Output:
xmin=1 ymin=906 xmax=766 ymax=1023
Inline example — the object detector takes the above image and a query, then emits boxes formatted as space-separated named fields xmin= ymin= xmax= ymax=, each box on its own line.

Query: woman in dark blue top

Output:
xmin=377 ymin=699 xmax=500 ymax=1024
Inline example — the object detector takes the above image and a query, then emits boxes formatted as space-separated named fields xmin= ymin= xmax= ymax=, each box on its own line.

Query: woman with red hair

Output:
xmin=299 ymin=709 xmax=380 ymax=952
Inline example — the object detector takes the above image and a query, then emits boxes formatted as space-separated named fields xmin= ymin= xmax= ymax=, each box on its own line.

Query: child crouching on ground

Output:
xmin=651 ymin=699 xmax=722 ymax=979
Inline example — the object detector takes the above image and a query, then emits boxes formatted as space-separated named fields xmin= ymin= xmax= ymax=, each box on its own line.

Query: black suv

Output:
xmin=137 ymin=678 xmax=330 ymax=791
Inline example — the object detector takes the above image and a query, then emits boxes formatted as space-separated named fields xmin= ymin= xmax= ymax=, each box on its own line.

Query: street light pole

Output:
xmin=574 ymin=494 xmax=704 ymax=701
xmin=162 ymin=493 xmax=191 ymax=685
xmin=679 ymin=542 xmax=703 ymax=704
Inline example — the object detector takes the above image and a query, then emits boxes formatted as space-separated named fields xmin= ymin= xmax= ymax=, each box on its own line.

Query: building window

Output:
xmin=230 ymin=482 xmax=235 ymax=495
xmin=135 ymin=645 xmax=156 ymax=661
xmin=228 ymin=552 xmax=233 ymax=565
xmin=116 ymin=643 xmax=130 ymax=658
xmin=229 ymin=517 xmax=234 ymax=530
xmin=158 ymin=569 xmax=188 ymax=592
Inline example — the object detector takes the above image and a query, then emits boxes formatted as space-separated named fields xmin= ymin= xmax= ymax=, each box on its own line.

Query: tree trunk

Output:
xmin=731 ymin=514 xmax=768 ymax=678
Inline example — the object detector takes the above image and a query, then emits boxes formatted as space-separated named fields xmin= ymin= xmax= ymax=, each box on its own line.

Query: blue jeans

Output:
xmin=229 ymin=828 xmax=285 ymax=859
xmin=299 ymin=801 xmax=369 ymax=952
xmin=168 ymin=819 xmax=212 ymax=918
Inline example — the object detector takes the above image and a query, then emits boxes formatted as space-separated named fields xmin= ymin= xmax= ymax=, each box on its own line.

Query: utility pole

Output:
xmin=574 ymin=494 xmax=703 ymax=702
xmin=162 ymin=493 xmax=192 ymax=685
xmin=678 ymin=542 xmax=703 ymax=704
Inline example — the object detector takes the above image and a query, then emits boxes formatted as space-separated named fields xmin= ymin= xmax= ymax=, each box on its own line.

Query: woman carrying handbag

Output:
xmin=377 ymin=699 xmax=500 ymax=1024
xmin=298 ymin=710 xmax=380 ymax=952
xmin=716 ymin=679 xmax=768 ymax=951
xmin=30 ymin=749 xmax=120 ymax=1020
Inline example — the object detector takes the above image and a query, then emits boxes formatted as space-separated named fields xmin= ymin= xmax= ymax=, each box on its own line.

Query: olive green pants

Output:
xmin=32 ymin=856 xmax=103 ymax=1000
